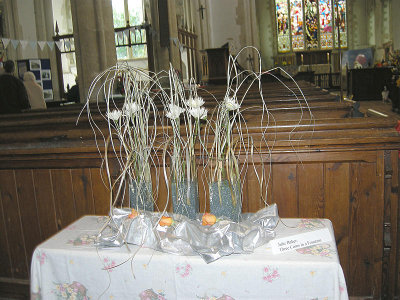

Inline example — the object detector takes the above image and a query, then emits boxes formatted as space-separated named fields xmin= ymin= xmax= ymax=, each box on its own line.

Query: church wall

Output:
xmin=51 ymin=0 xmax=73 ymax=34
xmin=206 ymin=0 xmax=241 ymax=51
xmin=205 ymin=0 xmax=259 ymax=70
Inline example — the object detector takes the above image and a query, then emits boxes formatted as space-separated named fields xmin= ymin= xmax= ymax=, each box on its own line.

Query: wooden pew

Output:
xmin=0 ymin=82 xmax=399 ymax=298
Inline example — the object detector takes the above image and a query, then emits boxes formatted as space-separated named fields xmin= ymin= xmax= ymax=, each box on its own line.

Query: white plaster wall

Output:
xmin=206 ymin=0 xmax=241 ymax=51
xmin=52 ymin=0 xmax=73 ymax=34
xmin=17 ymin=0 xmax=38 ymax=59
xmin=205 ymin=0 xmax=260 ymax=69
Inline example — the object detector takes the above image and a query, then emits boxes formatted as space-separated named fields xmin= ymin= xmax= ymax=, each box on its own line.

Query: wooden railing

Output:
xmin=53 ymin=28 xmax=75 ymax=100
xmin=314 ymin=72 xmax=340 ymax=89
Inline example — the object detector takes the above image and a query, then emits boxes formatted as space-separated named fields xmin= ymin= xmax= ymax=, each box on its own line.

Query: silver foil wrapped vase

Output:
xmin=171 ymin=179 xmax=199 ymax=219
xmin=209 ymin=179 xmax=241 ymax=222
xmin=129 ymin=180 xmax=153 ymax=211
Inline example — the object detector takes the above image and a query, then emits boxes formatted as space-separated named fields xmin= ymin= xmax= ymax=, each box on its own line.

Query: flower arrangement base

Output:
xmin=129 ymin=180 xmax=153 ymax=211
xmin=97 ymin=204 xmax=279 ymax=263
xmin=209 ymin=179 xmax=241 ymax=222
xmin=171 ymin=180 xmax=199 ymax=219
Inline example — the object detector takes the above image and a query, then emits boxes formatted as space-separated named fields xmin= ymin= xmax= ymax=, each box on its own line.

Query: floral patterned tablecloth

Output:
xmin=31 ymin=216 xmax=348 ymax=300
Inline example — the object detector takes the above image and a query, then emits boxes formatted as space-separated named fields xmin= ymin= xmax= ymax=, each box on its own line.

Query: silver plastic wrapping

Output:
xmin=96 ymin=204 xmax=279 ymax=263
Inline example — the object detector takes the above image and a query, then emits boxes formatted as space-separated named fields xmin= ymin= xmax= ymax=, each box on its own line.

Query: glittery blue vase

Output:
xmin=129 ymin=180 xmax=153 ymax=211
xmin=171 ymin=180 xmax=199 ymax=219
xmin=210 ymin=179 xmax=241 ymax=222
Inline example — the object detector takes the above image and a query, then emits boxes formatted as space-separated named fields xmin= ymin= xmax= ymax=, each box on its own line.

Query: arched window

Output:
xmin=276 ymin=0 xmax=347 ymax=53
xmin=112 ymin=0 xmax=146 ymax=60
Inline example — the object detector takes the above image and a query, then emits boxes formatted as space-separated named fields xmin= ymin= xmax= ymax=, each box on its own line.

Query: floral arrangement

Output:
xmin=82 ymin=64 xmax=161 ymax=212
xmin=159 ymin=66 xmax=209 ymax=218
xmin=81 ymin=47 xmax=312 ymax=223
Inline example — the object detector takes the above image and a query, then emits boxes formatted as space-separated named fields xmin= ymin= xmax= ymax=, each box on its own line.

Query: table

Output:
xmin=31 ymin=216 xmax=348 ymax=299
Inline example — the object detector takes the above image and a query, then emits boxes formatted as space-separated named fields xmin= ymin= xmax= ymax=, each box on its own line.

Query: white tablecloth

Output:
xmin=31 ymin=216 xmax=348 ymax=300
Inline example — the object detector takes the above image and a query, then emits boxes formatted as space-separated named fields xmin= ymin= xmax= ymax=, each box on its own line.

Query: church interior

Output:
xmin=0 ymin=0 xmax=400 ymax=299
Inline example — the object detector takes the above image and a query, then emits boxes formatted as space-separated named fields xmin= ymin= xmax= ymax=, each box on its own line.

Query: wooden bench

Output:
xmin=0 ymin=81 xmax=399 ymax=298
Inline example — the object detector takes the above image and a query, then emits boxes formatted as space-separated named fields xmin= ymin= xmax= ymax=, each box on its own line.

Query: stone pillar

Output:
xmin=147 ymin=0 xmax=181 ymax=75
xmin=392 ymin=0 xmax=400 ymax=50
xmin=70 ymin=0 xmax=117 ymax=102
xmin=33 ymin=0 xmax=61 ymax=100
xmin=167 ymin=0 xmax=181 ymax=72
xmin=255 ymin=0 xmax=275 ymax=69
xmin=3 ymin=0 xmax=25 ymax=62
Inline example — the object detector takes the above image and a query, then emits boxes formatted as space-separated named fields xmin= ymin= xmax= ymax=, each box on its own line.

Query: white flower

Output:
xmin=224 ymin=96 xmax=240 ymax=111
xmin=166 ymin=103 xmax=185 ymax=119
xmin=186 ymin=96 xmax=204 ymax=108
xmin=106 ymin=109 xmax=122 ymax=121
xmin=124 ymin=102 xmax=140 ymax=115
xmin=189 ymin=107 xmax=207 ymax=119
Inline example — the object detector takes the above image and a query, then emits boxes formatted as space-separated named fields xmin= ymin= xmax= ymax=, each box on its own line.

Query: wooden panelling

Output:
xmin=198 ymin=166 xmax=209 ymax=214
xmin=90 ymin=168 xmax=110 ymax=215
xmin=397 ymin=155 xmax=400 ymax=297
xmin=51 ymin=169 xmax=77 ymax=229
xmin=0 ymin=174 xmax=12 ymax=278
xmin=348 ymin=162 xmax=383 ymax=297
xmin=14 ymin=170 xmax=42 ymax=273
xmin=389 ymin=151 xmax=399 ymax=297
xmin=324 ymin=162 xmax=350 ymax=284
xmin=298 ymin=163 xmax=324 ymax=218
xmin=271 ymin=164 xmax=298 ymax=217
xmin=71 ymin=169 xmax=95 ymax=218
xmin=245 ymin=164 xmax=270 ymax=212
xmin=381 ymin=150 xmax=399 ymax=299
xmin=0 ymin=279 xmax=30 ymax=299
xmin=0 ymin=170 xmax=28 ymax=278
xmin=32 ymin=169 xmax=58 ymax=240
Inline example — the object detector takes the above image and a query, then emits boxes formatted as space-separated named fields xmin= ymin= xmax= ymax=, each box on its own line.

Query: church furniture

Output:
xmin=200 ymin=47 xmax=229 ymax=84
xmin=31 ymin=216 xmax=347 ymax=299
xmin=348 ymin=68 xmax=393 ymax=101
xmin=0 ymin=81 xmax=399 ymax=298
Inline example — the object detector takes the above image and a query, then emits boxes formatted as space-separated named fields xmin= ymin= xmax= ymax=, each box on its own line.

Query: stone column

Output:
xmin=33 ymin=0 xmax=61 ymax=100
xmin=3 ymin=0 xmax=24 ymax=62
xmin=147 ymin=0 xmax=181 ymax=75
xmin=167 ymin=0 xmax=181 ymax=72
xmin=70 ymin=0 xmax=117 ymax=102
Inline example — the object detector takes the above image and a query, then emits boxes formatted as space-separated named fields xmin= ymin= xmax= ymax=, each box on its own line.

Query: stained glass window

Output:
xmin=276 ymin=0 xmax=347 ymax=53
xmin=304 ymin=0 xmax=318 ymax=49
xmin=276 ymin=0 xmax=290 ymax=52
xmin=290 ymin=0 xmax=304 ymax=51
xmin=319 ymin=0 xmax=333 ymax=49
xmin=334 ymin=0 xmax=347 ymax=48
